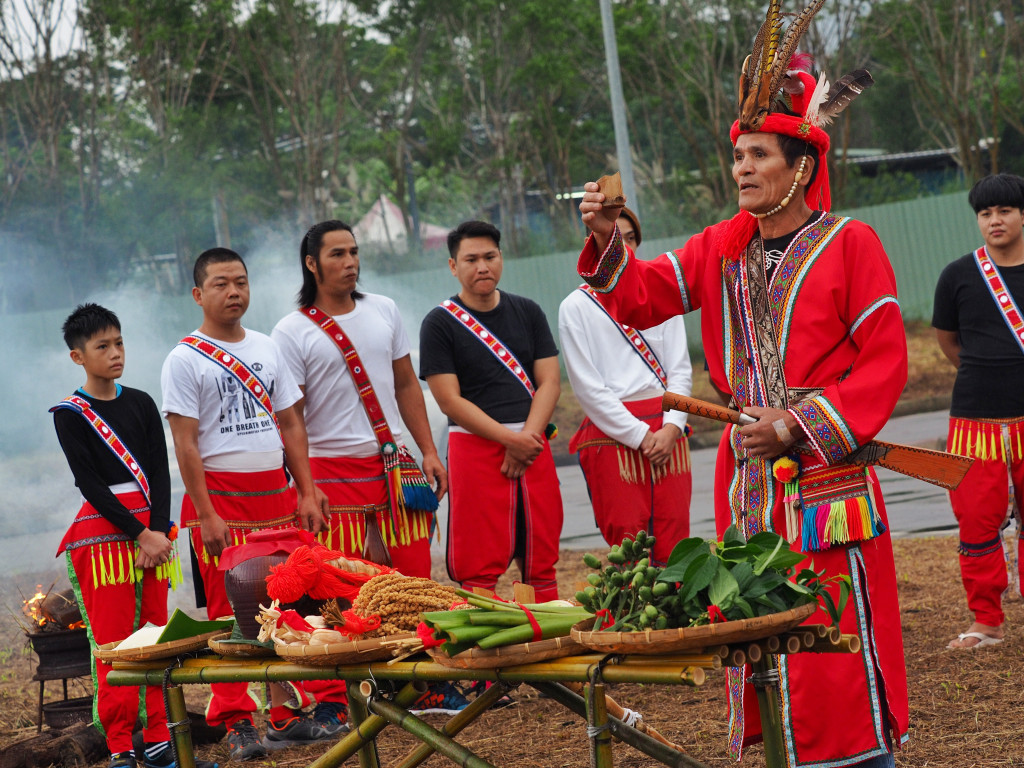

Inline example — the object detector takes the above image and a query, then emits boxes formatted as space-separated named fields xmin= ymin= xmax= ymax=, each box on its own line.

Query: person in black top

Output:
xmin=419 ymin=220 xmax=564 ymax=601
xmin=52 ymin=304 xmax=210 ymax=768
xmin=933 ymin=173 xmax=1024 ymax=649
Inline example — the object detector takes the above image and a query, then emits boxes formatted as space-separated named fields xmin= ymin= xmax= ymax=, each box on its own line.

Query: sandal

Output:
xmin=946 ymin=631 xmax=1004 ymax=650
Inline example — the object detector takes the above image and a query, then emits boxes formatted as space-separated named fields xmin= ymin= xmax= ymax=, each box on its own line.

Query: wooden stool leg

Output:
xmin=37 ymin=680 xmax=45 ymax=733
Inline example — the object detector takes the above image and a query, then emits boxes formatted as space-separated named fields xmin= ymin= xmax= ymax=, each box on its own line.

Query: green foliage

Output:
xmin=577 ymin=527 xmax=849 ymax=632
xmin=4 ymin=0 xmax=1023 ymax=308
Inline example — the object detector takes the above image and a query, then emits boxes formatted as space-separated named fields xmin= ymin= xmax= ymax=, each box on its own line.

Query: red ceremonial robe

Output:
xmin=578 ymin=215 xmax=910 ymax=767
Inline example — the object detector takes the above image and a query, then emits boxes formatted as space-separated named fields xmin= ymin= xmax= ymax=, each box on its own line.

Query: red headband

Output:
xmin=720 ymin=78 xmax=834 ymax=261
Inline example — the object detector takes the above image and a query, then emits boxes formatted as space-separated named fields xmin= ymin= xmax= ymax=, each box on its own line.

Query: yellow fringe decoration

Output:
xmin=91 ymin=548 xmax=99 ymax=589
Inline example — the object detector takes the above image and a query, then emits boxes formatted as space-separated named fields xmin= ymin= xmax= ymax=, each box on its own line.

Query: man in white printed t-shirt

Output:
xmin=161 ymin=247 xmax=337 ymax=760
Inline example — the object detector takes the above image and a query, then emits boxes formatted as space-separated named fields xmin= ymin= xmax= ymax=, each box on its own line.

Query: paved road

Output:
xmin=428 ymin=408 xmax=958 ymax=558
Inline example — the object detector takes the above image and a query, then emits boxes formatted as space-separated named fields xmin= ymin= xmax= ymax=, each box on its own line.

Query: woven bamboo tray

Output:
xmin=208 ymin=631 xmax=276 ymax=658
xmin=274 ymin=632 xmax=418 ymax=666
xmin=426 ymin=634 xmax=584 ymax=669
xmin=571 ymin=602 xmax=817 ymax=655
xmin=94 ymin=629 xmax=224 ymax=662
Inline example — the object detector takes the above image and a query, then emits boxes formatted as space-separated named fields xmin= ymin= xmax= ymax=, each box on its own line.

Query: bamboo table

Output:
xmin=107 ymin=630 xmax=858 ymax=768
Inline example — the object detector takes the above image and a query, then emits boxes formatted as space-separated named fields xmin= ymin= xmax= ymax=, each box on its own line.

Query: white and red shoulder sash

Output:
xmin=438 ymin=299 xmax=536 ymax=397
xmin=577 ymin=284 xmax=667 ymax=387
xmin=178 ymin=334 xmax=280 ymax=433
xmin=49 ymin=395 xmax=151 ymax=504
xmin=974 ymin=246 xmax=1024 ymax=355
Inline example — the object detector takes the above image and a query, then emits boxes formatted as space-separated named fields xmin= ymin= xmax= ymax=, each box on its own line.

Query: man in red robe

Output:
xmin=575 ymin=66 xmax=909 ymax=768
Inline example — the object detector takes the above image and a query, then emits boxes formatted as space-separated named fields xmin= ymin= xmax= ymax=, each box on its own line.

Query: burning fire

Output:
xmin=22 ymin=585 xmax=86 ymax=631
xmin=23 ymin=586 xmax=47 ymax=628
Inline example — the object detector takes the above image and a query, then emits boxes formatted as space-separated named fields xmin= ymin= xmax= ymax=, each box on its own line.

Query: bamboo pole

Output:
xmin=585 ymin=682 xmax=614 ymax=768
xmin=108 ymin=657 xmax=710 ymax=687
xmin=393 ymin=682 xmax=512 ymax=768
xmin=564 ymin=682 xmax=687 ymax=755
xmin=308 ymin=681 xmax=425 ymax=768
xmin=534 ymin=683 xmax=711 ymax=768
xmin=725 ymin=648 xmax=746 ymax=667
xmin=782 ymin=635 xmax=802 ymax=654
xmin=749 ymin=657 xmax=787 ymax=768
xmin=808 ymin=634 xmax=862 ymax=653
xmin=364 ymin=685 xmax=496 ymax=768
xmin=164 ymin=684 xmax=195 ymax=768
xmin=348 ymin=684 xmax=380 ymax=768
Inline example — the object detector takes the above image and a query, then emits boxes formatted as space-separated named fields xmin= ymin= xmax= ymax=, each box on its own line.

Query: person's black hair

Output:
xmin=774 ymin=133 xmax=821 ymax=190
xmin=298 ymin=220 xmax=363 ymax=307
xmin=968 ymin=173 xmax=1024 ymax=213
xmin=62 ymin=303 xmax=121 ymax=351
xmin=193 ymin=247 xmax=246 ymax=288
xmin=447 ymin=220 xmax=501 ymax=259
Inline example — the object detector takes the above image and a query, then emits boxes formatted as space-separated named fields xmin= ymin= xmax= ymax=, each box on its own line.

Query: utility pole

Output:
xmin=599 ymin=0 xmax=638 ymax=217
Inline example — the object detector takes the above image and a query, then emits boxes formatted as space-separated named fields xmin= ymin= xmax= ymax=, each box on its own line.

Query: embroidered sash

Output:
xmin=50 ymin=395 xmax=151 ymax=504
xmin=51 ymin=396 xmax=183 ymax=589
xmin=974 ymin=246 xmax=1024 ymax=354
xmin=302 ymin=306 xmax=438 ymax=530
xmin=438 ymin=299 xmax=536 ymax=396
xmin=178 ymin=334 xmax=280 ymax=433
xmin=577 ymin=285 xmax=667 ymax=387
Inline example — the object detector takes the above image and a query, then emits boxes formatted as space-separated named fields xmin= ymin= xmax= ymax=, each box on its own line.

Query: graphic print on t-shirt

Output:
xmin=216 ymin=364 xmax=276 ymax=436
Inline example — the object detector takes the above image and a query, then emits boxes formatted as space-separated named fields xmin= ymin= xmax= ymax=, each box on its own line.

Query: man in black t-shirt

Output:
xmin=419 ymin=220 xmax=563 ymax=600
xmin=933 ymin=173 xmax=1024 ymax=649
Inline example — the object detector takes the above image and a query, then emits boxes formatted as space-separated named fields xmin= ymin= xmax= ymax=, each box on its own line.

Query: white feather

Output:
xmin=803 ymin=72 xmax=829 ymax=127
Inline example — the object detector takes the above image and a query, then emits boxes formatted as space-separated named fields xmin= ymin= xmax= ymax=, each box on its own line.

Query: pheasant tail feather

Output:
xmin=817 ymin=69 xmax=875 ymax=126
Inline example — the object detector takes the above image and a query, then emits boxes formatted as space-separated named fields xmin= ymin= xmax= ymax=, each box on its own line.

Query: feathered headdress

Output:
xmin=721 ymin=0 xmax=875 ymax=259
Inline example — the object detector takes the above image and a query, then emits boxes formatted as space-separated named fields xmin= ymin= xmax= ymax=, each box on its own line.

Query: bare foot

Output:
xmin=947 ymin=621 xmax=1004 ymax=649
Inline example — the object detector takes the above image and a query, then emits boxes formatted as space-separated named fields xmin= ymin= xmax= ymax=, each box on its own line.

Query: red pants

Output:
xmin=446 ymin=430 xmax=563 ymax=601
xmin=66 ymin=542 xmax=169 ymax=753
xmin=575 ymin=423 xmax=691 ymax=565
xmin=185 ymin=469 xmax=344 ymax=726
xmin=310 ymin=455 xmax=432 ymax=578
xmin=948 ymin=417 xmax=1024 ymax=626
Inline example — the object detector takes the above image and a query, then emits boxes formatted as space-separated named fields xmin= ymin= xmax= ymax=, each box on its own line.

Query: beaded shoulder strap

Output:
xmin=974 ymin=247 xmax=1024 ymax=355
xmin=49 ymin=395 xmax=151 ymax=504
xmin=437 ymin=299 xmax=535 ymax=397
xmin=177 ymin=334 xmax=280 ymax=434
xmin=301 ymin=306 xmax=401 ymax=456
xmin=577 ymin=284 xmax=667 ymax=387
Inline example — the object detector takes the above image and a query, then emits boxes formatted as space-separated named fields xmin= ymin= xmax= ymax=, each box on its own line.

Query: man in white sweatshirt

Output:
xmin=558 ymin=207 xmax=693 ymax=564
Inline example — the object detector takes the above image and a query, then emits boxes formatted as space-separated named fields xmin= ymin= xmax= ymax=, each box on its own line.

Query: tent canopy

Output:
xmin=353 ymin=194 xmax=449 ymax=252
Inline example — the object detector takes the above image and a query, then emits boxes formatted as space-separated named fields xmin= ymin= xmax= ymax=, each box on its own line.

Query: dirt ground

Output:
xmin=2 ymin=536 xmax=1022 ymax=768
xmin=2 ymin=320 xmax=1009 ymax=767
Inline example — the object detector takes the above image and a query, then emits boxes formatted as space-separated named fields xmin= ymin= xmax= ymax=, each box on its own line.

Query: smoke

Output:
xmin=0 ymin=223 xmax=453 ymax=573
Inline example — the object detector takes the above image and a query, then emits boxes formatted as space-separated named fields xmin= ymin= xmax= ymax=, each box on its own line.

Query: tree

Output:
xmin=865 ymin=0 xmax=1023 ymax=182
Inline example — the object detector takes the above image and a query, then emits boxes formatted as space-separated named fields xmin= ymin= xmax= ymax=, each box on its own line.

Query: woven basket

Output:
xmin=571 ymin=602 xmax=817 ymax=655
xmin=273 ymin=632 xmax=418 ymax=666
xmin=426 ymin=634 xmax=584 ymax=669
xmin=208 ymin=631 xmax=277 ymax=658
xmin=94 ymin=629 xmax=224 ymax=662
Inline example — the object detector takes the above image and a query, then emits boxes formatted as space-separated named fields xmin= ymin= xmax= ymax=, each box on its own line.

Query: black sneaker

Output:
xmin=109 ymin=752 xmax=137 ymax=768
xmin=226 ymin=720 xmax=268 ymax=762
xmin=311 ymin=701 xmax=350 ymax=736
xmin=141 ymin=742 xmax=219 ymax=768
xmin=261 ymin=714 xmax=337 ymax=750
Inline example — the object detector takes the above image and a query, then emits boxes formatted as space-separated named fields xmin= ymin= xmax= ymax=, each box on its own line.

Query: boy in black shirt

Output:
xmin=420 ymin=221 xmax=563 ymax=601
xmin=933 ymin=174 xmax=1024 ymax=649
xmin=52 ymin=304 xmax=210 ymax=768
